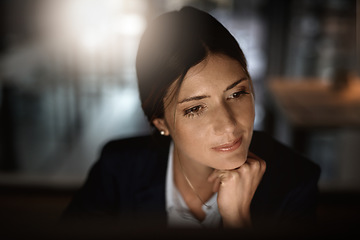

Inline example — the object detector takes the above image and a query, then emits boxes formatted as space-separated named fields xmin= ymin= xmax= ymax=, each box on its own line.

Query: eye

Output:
xmin=227 ymin=90 xmax=249 ymax=100
xmin=183 ymin=105 xmax=205 ymax=118
xmin=184 ymin=105 xmax=201 ymax=115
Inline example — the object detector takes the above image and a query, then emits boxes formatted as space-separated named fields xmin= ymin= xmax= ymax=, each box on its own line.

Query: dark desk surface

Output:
xmin=268 ymin=77 xmax=360 ymax=128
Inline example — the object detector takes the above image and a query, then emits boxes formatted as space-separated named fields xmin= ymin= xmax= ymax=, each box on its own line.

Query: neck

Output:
xmin=173 ymin=146 xmax=214 ymax=204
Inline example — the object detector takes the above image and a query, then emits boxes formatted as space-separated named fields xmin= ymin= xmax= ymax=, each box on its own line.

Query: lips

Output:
xmin=211 ymin=137 xmax=242 ymax=152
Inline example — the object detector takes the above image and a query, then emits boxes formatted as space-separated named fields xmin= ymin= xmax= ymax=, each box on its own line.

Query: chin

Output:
xmin=224 ymin=160 xmax=247 ymax=170
xmin=217 ymin=152 xmax=248 ymax=170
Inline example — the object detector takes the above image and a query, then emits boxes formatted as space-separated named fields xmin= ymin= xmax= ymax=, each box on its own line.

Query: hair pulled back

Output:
xmin=136 ymin=6 xmax=250 ymax=126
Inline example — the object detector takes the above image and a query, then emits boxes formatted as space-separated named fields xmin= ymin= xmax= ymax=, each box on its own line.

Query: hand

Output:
xmin=208 ymin=151 xmax=266 ymax=228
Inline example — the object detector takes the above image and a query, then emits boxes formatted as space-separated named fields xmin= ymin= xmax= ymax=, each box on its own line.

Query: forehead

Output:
xmin=179 ymin=54 xmax=247 ymax=93
xmin=163 ymin=53 xmax=249 ymax=106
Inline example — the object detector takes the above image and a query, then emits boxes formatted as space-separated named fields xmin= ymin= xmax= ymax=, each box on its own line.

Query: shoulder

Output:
xmin=250 ymin=131 xmax=321 ymax=225
xmin=98 ymin=135 xmax=171 ymax=170
xmin=250 ymin=131 xmax=320 ymax=186
xmin=63 ymin=135 xmax=171 ymax=218
xmin=101 ymin=135 xmax=158 ymax=155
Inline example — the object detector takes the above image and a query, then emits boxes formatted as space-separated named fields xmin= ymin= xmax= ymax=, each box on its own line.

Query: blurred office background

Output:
xmin=0 ymin=0 xmax=359 ymax=236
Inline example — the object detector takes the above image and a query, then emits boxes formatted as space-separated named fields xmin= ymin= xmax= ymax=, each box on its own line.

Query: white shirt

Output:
xmin=165 ymin=142 xmax=222 ymax=228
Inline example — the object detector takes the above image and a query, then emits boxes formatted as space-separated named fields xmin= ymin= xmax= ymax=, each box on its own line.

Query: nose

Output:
xmin=212 ymin=103 xmax=237 ymax=135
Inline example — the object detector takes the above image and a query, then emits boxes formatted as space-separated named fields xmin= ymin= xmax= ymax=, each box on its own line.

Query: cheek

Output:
xmin=171 ymin=117 xmax=213 ymax=162
xmin=231 ymin=99 xmax=255 ymax=127
xmin=174 ymin=119 xmax=209 ymax=147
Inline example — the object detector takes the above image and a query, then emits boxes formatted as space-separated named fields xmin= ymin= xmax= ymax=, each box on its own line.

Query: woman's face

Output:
xmin=154 ymin=54 xmax=255 ymax=170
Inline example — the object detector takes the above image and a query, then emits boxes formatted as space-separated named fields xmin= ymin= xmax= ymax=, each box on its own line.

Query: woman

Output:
xmin=63 ymin=7 xmax=320 ymax=230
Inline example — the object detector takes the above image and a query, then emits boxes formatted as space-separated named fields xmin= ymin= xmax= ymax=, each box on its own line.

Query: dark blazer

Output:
xmin=63 ymin=131 xmax=320 ymax=229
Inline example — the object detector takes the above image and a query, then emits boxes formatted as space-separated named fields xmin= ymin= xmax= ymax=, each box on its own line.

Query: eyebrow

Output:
xmin=178 ymin=77 xmax=248 ymax=104
xmin=178 ymin=95 xmax=210 ymax=104
xmin=224 ymin=77 xmax=248 ymax=92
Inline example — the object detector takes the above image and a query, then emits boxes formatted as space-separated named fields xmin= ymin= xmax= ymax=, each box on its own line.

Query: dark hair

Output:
xmin=136 ymin=6 xmax=250 ymax=126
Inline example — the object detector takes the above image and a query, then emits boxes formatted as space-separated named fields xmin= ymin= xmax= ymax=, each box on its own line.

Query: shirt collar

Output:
xmin=165 ymin=142 xmax=221 ymax=228
xmin=165 ymin=141 xmax=175 ymax=211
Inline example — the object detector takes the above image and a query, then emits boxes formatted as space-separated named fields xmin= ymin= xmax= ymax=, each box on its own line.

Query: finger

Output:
xmin=207 ymin=169 xmax=221 ymax=182
xmin=241 ymin=155 xmax=266 ymax=175
xmin=212 ymin=175 xmax=221 ymax=192
xmin=247 ymin=151 xmax=261 ymax=160
xmin=245 ymin=157 xmax=258 ymax=165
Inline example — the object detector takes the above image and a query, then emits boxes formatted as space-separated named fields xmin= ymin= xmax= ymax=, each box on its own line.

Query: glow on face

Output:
xmin=164 ymin=54 xmax=255 ymax=171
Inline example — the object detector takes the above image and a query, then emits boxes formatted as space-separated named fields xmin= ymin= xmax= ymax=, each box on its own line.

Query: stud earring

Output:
xmin=160 ymin=130 xmax=165 ymax=135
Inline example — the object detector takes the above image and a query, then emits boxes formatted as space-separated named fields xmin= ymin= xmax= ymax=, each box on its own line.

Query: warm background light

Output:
xmin=0 ymin=1 xmax=358 ymax=235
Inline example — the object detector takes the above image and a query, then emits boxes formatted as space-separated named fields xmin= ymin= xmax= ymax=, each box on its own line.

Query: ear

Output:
xmin=152 ymin=118 xmax=170 ymax=136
